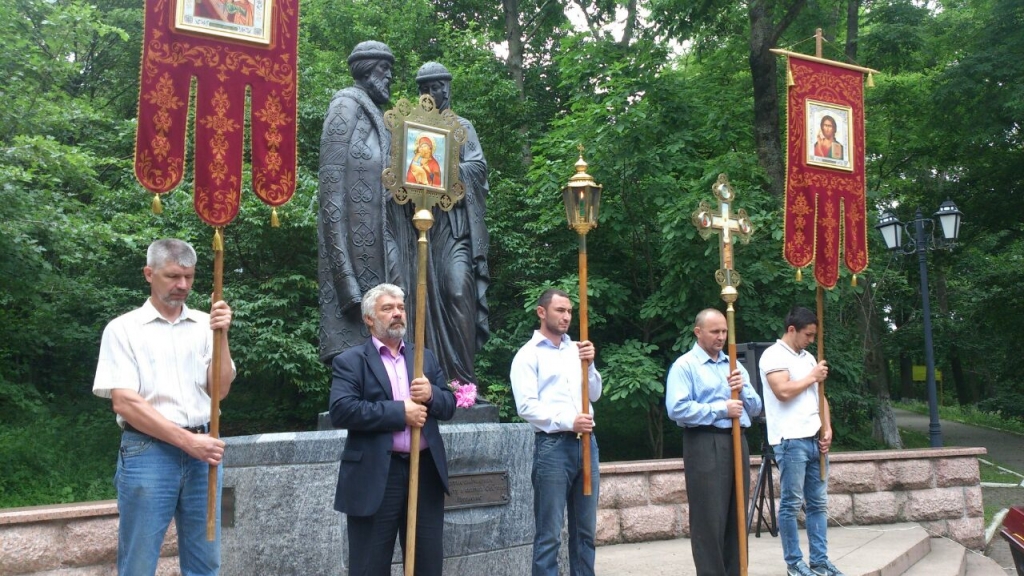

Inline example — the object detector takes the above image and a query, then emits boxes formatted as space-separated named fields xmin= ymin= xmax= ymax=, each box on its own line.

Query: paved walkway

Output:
xmin=596 ymin=522 xmax=936 ymax=576
xmin=593 ymin=409 xmax=1023 ymax=576
xmin=890 ymin=408 xmax=1024 ymax=474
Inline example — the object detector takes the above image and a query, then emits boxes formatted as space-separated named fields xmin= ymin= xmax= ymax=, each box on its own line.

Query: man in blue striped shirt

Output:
xmin=665 ymin=308 xmax=762 ymax=576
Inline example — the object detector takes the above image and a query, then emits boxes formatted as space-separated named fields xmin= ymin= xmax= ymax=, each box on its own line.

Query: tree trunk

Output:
xmin=502 ymin=0 xmax=525 ymax=99
xmin=857 ymin=278 xmax=902 ymax=447
xmin=747 ymin=0 xmax=807 ymax=196
xmin=845 ymin=0 xmax=860 ymax=60
xmin=647 ymin=403 xmax=664 ymax=458
xmin=501 ymin=0 xmax=531 ymax=165
xmin=950 ymin=346 xmax=972 ymax=404
xmin=748 ymin=3 xmax=786 ymax=197
xmin=872 ymin=396 xmax=903 ymax=448
xmin=899 ymin=352 xmax=914 ymax=399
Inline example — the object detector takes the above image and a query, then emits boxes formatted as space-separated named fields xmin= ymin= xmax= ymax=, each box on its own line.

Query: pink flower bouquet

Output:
xmin=449 ymin=379 xmax=477 ymax=408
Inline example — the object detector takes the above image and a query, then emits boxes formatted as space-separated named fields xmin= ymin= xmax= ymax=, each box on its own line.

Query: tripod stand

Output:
xmin=747 ymin=436 xmax=778 ymax=537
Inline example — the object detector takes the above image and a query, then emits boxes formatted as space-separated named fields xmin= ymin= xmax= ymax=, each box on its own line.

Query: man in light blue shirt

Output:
xmin=665 ymin=308 xmax=762 ymax=576
xmin=510 ymin=288 xmax=602 ymax=576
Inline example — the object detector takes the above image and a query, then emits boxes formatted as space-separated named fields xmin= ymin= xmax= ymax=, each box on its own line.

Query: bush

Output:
xmin=0 ymin=404 xmax=119 ymax=508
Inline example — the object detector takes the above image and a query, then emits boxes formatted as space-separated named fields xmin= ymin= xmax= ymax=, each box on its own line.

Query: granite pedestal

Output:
xmin=220 ymin=422 xmax=537 ymax=575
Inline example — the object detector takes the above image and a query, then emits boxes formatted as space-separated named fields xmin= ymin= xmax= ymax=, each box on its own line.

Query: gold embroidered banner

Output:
xmin=784 ymin=55 xmax=868 ymax=288
xmin=134 ymin=0 xmax=297 ymax=226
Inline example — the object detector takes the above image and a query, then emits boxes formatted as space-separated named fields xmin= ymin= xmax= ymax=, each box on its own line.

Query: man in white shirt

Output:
xmin=510 ymin=288 xmax=602 ymax=576
xmin=758 ymin=306 xmax=844 ymax=576
xmin=93 ymin=238 xmax=235 ymax=576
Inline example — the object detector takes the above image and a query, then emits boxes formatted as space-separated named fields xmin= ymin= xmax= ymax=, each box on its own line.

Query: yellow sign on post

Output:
xmin=912 ymin=366 xmax=942 ymax=383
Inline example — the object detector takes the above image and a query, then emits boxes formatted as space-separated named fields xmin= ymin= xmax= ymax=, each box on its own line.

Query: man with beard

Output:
xmin=93 ymin=238 xmax=235 ymax=576
xmin=665 ymin=308 xmax=762 ymax=576
xmin=328 ymin=283 xmax=456 ymax=576
xmin=411 ymin=61 xmax=491 ymax=389
xmin=510 ymin=288 xmax=602 ymax=576
xmin=318 ymin=40 xmax=417 ymax=364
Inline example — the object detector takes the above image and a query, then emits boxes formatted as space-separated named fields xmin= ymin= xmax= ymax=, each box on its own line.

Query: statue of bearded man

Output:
xmin=317 ymin=41 xmax=417 ymax=363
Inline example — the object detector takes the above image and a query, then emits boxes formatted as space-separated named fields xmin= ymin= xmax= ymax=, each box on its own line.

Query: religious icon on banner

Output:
xmin=806 ymin=100 xmax=853 ymax=172
xmin=404 ymin=127 xmax=448 ymax=190
xmin=174 ymin=0 xmax=273 ymax=45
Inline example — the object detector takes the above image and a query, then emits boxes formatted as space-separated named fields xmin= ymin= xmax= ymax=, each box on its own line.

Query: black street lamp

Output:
xmin=875 ymin=200 xmax=963 ymax=448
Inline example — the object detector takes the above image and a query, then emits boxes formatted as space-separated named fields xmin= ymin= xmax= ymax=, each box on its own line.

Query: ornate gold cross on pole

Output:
xmin=692 ymin=173 xmax=753 ymax=576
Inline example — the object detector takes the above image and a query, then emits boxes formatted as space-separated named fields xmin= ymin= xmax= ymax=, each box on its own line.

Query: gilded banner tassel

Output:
xmin=212 ymin=227 xmax=224 ymax=252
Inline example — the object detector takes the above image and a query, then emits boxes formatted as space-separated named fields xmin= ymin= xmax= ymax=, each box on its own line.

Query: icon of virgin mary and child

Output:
xmin=406 ymin=135 xmax=442 ymax=187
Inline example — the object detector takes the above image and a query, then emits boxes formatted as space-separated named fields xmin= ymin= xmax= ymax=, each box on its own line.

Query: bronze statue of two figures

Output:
xmin=316 ymin=41 xmax=490 ymax=381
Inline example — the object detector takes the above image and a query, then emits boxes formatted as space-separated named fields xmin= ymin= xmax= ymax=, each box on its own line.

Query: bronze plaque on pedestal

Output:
xmin=444 ymin=472 xmax=510 ymax=510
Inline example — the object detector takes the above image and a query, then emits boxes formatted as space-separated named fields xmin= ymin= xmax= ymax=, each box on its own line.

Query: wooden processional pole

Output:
xmin=814 ymin=27 xmax=829 ymax=482
xmin=207 ymin=227 xmax=225 ymax=541
xmin=382 ymin=94 xmax=468 ymax=576
xmin=692 ymin=174 xmax=753 ymax=576
xmin=577 ymin=231 xmax=593 ymax=495
xmin=404 ymin=209 xmax=434 ymax=575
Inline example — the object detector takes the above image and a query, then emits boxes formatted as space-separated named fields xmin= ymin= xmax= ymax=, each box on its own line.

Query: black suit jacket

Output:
xmin=329 ymin=339 xmax=456 ymax=516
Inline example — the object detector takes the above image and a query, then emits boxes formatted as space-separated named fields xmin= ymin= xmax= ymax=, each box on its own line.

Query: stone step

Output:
xmin=902 ymin=538 xmax=967 ymax=576
xmin=964 ymin=550 xmax=1012 ymax=576
xmin=822 ymin=524 xmax=932 ymax=576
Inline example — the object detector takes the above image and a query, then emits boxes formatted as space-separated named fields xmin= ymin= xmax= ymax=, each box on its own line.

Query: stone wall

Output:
xmin=0 ymin=447 xmax=986 ymax=574
xmin=596 ymin=447 xmax=987 ymax=550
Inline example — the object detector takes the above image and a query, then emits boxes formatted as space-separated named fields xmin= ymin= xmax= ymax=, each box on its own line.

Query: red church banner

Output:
xmin=134 ymin=0 xmax=298 ymax=226
xmin=783 ymin=55 xmax=868 ymax=288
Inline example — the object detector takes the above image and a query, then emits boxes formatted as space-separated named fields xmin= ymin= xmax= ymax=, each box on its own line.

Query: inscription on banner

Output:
xmin=444 ymin=471 xmax=510 ymax=510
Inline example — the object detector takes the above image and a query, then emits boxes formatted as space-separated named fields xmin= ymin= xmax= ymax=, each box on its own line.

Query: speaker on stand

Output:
xmin=736 ymin=342 xmax=778 ymax=538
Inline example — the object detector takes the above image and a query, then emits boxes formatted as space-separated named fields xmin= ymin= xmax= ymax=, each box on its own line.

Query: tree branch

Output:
xmin=771 ymin=0 xmax=808 ymax=46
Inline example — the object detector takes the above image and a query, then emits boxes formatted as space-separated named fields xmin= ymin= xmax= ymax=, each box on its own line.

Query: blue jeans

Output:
xmin=774 ymin=437 xmax=828 ymax=567
xmin=532 ymin=432 xmax=599 ymax=576
xmin=115 ymin=430 xmax=222 ymax=576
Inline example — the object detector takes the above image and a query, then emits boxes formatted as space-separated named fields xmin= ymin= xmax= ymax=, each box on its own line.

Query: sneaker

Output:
xmin=787 ymin=562 xmax=817 ymax=576
xmin=810 ymin=560 xmax=846 ymax=576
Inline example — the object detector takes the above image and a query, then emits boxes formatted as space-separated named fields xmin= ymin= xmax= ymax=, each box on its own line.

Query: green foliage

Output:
xmin=602 ymin=340 xmax=665 ymax=409
xmin=601 ymin=339 xmax=667 ymax=456
xmin=0 ymin=407 xmax=119 ymax=508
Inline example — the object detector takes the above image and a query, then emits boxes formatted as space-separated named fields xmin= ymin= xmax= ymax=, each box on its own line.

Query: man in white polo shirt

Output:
xmin=759 ymin=306 xmax=844 ymax=576
xmin=93 ymin=238 xmax=235 ymax=576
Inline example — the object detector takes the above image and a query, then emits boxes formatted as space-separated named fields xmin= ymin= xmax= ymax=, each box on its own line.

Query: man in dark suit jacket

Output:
xmin=329 ymin=283 xmax=456 ymax=576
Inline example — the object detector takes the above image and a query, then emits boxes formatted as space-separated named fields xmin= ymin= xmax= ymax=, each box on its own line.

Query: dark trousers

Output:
xmin=347 ymin=450 xmax=445 ymax=576
xmin=682 ymin=426 xmax=751 ymax=576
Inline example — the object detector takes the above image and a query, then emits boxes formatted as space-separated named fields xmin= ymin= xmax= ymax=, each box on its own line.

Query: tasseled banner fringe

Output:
xmin=212 ymin=228 xmax=224 ymax=252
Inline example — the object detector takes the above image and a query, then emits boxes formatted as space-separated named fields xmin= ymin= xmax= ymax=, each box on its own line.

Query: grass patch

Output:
xmin=979 ymin=459 xmax=1024 ymax=484
xmin=895 ymin=400 xmax=1024 ymax=435
xmin=898 ymin=427 xmax=932 ymax=449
